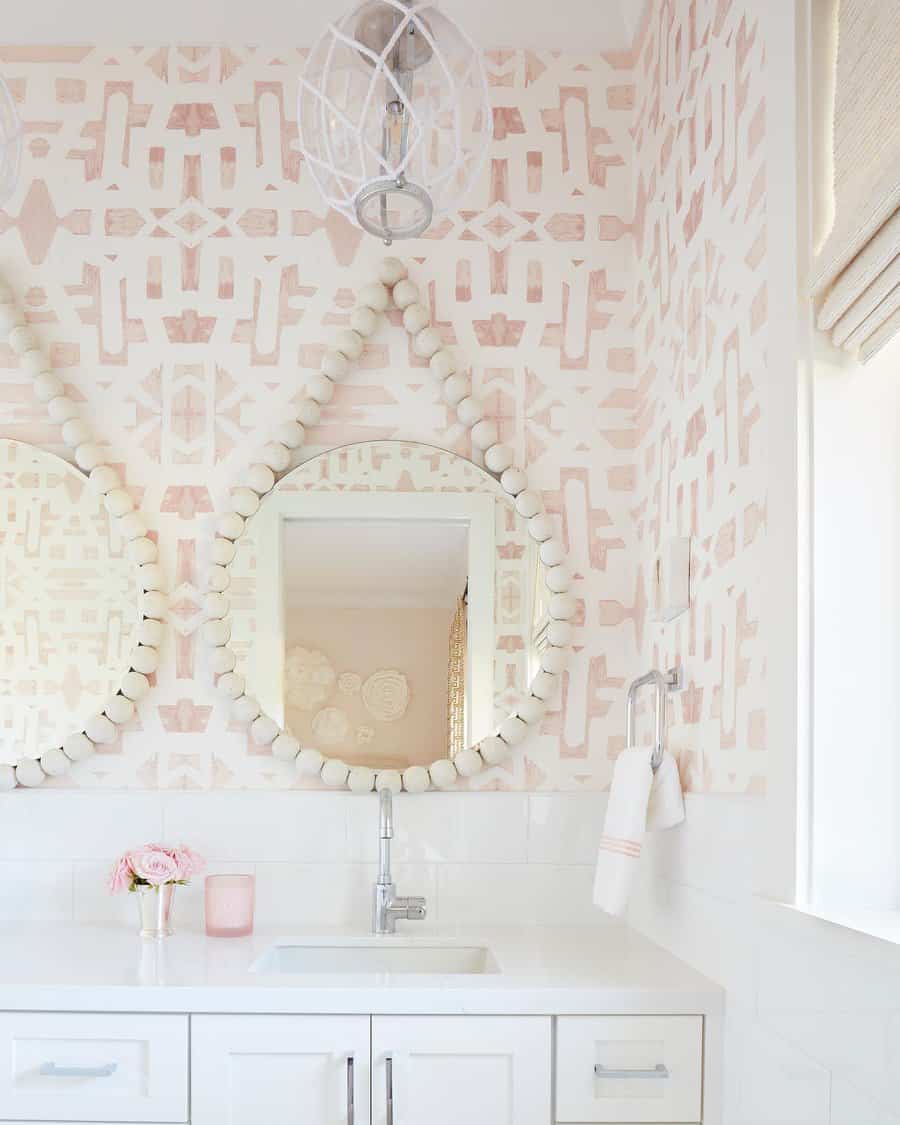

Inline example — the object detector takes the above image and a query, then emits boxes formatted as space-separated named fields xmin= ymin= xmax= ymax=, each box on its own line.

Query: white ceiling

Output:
xmin=284 ymin=519 xmax=469 ymax=611
xmin=0 ymin=0 xmax=640 ymax=51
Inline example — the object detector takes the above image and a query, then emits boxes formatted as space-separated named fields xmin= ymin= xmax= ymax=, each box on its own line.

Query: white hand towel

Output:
xmin=646 ymin=752 xmax=685 ymax=830
xmin=593 ymin=748 xmax=654 ymax=917
xmin=593 ymin=749 xmax=685 ymax=916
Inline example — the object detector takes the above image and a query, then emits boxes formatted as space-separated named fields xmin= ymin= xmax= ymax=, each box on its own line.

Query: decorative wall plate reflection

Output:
xmin=361 ymin=670 xmax=410 ymax=723
xmin=284 ymin=646 xmax=336 ymax=711
xmin=202 ymin=259 xmax=575 ymax=794
xmin=0 ymin=278 xmax=167 ymax=789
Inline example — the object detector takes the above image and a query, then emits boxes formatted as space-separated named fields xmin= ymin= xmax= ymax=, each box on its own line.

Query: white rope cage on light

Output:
xmin=0 ymin=75 xmax=22 ymax=207
xmin=298 ymin=0 xmax=492 ymax=242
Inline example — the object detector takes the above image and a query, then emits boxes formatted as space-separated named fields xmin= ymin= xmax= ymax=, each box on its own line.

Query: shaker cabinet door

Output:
xmin=371 ymin=1015 xmax=551 ymax=1125
xmin=191 ymin=1014 xmax=370 ymax=1125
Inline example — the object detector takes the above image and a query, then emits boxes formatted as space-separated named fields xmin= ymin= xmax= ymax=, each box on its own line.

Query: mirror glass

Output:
xmin=231 ymin=441 xmax=548 ymax=770
xmin=0 ymin=439 xmax=141 ymax=764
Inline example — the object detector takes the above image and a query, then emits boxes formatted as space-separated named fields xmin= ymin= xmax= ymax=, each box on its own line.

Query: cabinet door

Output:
xmin=371 ymin=1015 xmax=550 ymax=1125
xmin=191 ymin=1015 xmax=370 ymax=1125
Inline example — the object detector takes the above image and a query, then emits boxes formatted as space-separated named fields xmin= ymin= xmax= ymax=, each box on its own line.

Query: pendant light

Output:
xmin=298 ymin=0 xmax=492 ymax=244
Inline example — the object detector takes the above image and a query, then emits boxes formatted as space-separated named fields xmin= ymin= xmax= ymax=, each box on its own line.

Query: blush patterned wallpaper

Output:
xmin=0 ymin=44 xmax=641 ymax=790
xmin=0 ymin=2 xmax=768 ymax=793
xmin=630 ymin=0 xmax=769 ymax=795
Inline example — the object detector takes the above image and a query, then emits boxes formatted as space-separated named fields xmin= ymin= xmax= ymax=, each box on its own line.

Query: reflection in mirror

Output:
xmin=0 ymin=439 xmax=141 ymax=764
xmin=230 ymin=441 xmax=547 ymax=770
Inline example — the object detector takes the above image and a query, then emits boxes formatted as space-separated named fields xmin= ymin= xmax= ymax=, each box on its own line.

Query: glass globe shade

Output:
xmin=298 ymin=0 xmax=492 ymax=243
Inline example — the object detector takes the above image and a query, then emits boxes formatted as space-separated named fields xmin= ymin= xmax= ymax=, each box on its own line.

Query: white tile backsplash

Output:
xmin=0 ymin=790 xmax=605 ymax=929
xmin=72 ymin=861 xmax=136 ymax=927
xmin=0 ymin=861 xmax=72 ymax=921
xmin=161 ymin=792 xmax=350 ymax=863
xmin=437 ymin=863 xmax=598 ymax=927
xmin=527 ymin=792 xmax=607 ymax=864
xmin=346 ymin=793 xmax=530 ymax=864
xmin=253 ymin=863 xmax=374 ymax=929
xmin=0 ymin=793 xmax=163 ymax=860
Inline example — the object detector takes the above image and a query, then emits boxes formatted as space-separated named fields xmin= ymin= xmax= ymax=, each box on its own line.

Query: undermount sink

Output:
xmin=251 ymin=939 xmax=499 ymax=976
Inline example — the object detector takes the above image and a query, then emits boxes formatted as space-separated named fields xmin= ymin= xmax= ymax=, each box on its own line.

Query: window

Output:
xmin=811 ymin=331 xmax=900 ymax=916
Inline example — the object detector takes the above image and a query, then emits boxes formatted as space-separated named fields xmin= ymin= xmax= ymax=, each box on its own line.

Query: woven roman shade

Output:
xmin=812 ymin=0 xmax=900 ymax=362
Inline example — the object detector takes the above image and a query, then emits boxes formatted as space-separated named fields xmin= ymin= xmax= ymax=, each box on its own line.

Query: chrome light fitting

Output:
xmin=298 ymin=0 xmax=492 ymax=244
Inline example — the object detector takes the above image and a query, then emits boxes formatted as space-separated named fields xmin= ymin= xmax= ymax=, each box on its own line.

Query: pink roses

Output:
xmin=108 ymin=843 xmax=205 ymax=893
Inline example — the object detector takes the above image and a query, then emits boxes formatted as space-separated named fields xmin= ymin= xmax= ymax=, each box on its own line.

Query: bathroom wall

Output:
xmin=0 ymin=43 xmax=638 ymax=793
xmin=627 ymin=1 xmax=900 ymax=1121
xmin=0 ymin=46 xmax=637 ymax=925
xmin=630 ymin=0 xmax=769 ymax=797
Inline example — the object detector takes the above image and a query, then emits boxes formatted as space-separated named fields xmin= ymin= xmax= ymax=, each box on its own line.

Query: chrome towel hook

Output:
xmin=625 ymin=666 xmax=682 ymax=771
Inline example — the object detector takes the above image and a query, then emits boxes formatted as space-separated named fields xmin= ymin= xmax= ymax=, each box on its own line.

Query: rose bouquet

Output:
xmin=109 ymin=843 xmax=205 ymax=893
xmin=109 ymin=844 xmax=205 ymax=937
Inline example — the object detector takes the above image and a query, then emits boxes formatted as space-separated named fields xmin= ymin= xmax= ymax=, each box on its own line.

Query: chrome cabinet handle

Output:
xmin=40 ymin=1061 xmax=118 ymax=1079
xmin=346 ymin=1056 xmax=354 ymax=1125
xmin=385 ymin=1055 xmax=394 ymax=1125
xmin=594 ymin=1062 xmax=669 ymax=1080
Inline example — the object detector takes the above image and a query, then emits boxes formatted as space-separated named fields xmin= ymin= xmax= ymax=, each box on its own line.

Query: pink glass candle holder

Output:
xmin=204 ymin=874 xmax=255 ymax=938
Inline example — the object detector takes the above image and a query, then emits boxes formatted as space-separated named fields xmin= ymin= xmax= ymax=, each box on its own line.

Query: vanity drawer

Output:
xmin=0 ymin=1013 xmax=188 ymax=1122
xmin=555 ymin=1015 xmax=702 ymax=1123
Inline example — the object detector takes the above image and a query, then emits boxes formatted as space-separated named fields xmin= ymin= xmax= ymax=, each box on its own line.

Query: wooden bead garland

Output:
xmin=0 ymin=275 xmax=166 ymax=788
xmin=206 ymin=260 xmax=574 ymax=794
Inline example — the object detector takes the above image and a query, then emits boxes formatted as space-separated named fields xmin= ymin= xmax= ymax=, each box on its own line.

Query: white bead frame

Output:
xmin=206 ymin=259 xmax=575 ymax=794
xmin=0 ymin=277 xmax=166 ymax=790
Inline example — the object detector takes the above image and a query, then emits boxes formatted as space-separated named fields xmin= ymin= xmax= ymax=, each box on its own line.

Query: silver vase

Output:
xmin=135 ymin=883 xmax=176 ymax=938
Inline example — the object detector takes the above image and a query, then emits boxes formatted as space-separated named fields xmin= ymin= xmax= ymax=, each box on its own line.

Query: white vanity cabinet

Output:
xmin=191 ymin=1014 xmax=550 ymax=1125
xmin=0 ymin=1009 xmax=712 ymax=1125
xmin=191 ymin=1015 xmax=370 ymax=1125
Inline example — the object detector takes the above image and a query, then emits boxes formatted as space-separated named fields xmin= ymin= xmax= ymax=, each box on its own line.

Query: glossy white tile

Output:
xmin=0 ymin=792 xmax=163 ymax=860
xmin=736 ymin=1024 xmax=831 ymax=1124
xmin=0 ymin=861 xmax=72 ymax=921
xmin=346 ymin=793 xmax=527 ymax=864
xmin=161 ymin=792 xmax=349 ymax=864
xmin=436 ymin=863 xmax=598 ymax=927
xmin=526 ymin=793 xmax=605 ymax=864
xmin=73 ymin=861 xmax=135 ymax=926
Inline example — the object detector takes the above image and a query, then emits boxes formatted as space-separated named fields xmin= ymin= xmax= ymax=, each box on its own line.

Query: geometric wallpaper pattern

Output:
xmin=0 ymin=8 xmax=767 ymax=791
xmin=0 ymin=438 xmax=139 ymax=763
xmin=631 ymin=0 xmax=769 ymax=795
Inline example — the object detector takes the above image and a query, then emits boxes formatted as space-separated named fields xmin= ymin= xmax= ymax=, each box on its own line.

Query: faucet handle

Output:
xmin=403 ymin=896 xmax=426 ymax=921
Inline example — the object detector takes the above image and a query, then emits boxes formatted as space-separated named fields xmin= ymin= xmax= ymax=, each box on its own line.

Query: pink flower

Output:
xmin=107 ymin=842 xmax=206 ymax=893
xmin=173 ymin=845 xmax=205 ymax=880
xmin=108 ymin=855 xmax=133 ymax=894
xmin=127 ymin=846 xmax=180 ymax=886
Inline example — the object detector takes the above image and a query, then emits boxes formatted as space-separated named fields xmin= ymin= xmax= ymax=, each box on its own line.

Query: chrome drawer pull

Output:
xmin=385 ymin=1055 xmax=394 ymax=1125
xmin=594 ymin=1062 xmax=669 ymax=1080
xmin=40 ymin=1061 xmax=118 ymax=1079
xmin=346 ymin=1056 xmax=355 ymax=1125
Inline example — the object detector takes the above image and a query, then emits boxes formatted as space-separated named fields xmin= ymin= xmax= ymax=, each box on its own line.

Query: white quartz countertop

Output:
xmin=0 ymin=922 xmax=721 ymax=1016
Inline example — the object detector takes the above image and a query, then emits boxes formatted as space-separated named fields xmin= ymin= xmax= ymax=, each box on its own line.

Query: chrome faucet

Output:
xmin=372 ymin=788 xmax=427 ymax=934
